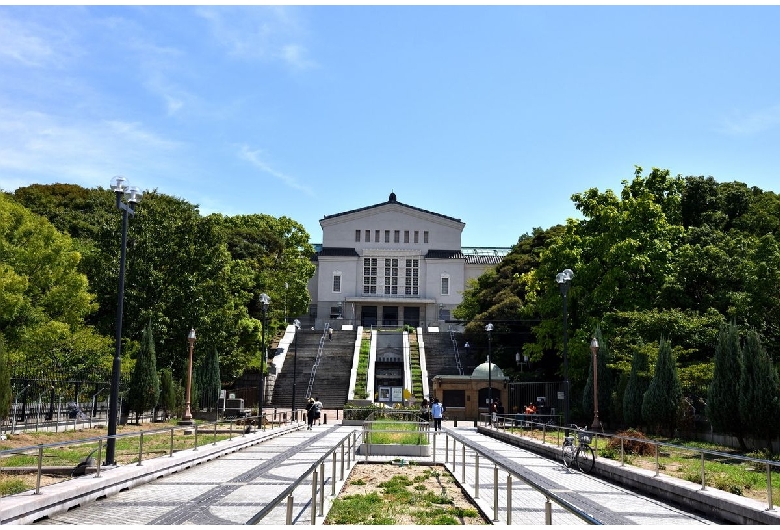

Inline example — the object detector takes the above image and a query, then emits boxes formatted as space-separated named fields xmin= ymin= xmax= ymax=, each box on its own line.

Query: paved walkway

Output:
xmin=25 ymin=421 xmax=720 ymax=526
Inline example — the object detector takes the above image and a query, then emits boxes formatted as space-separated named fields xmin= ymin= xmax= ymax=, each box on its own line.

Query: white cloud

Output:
xmin=238 ymin=144 xmax=312 ymax=195
xmin=195 ymin=6 xmax=316 ymax=70
xmin=718 ymin=104 xmax=780 ymax=136
xmin=0 ymin=13 xmax=60 ymax=67
xmin=0 ymin=106 xmax=185 ymax=192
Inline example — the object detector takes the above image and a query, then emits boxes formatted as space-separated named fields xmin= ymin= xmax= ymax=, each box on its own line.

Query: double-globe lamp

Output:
xmin=107 ymin=176 xmax=142 ymax=466
xmin=555 ymin=268 xmax=574 ymax=432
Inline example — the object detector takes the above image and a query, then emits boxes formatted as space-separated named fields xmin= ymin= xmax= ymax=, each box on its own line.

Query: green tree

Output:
xmin=0 ymin=334 xmax=10 ymax=428
xmin=739 ymin=330 xmax=780 ymax=451
xmin=706 ymin=322 xmax=747 ymax=450
xmin=158 ymin=367 xmax=176 ymax=421
xmin=127 ymin=321 xmax=160 ymax=423
xmin=622 ymin=343 xmax=650 ymax=428
xmin=641 ymin=337 xmax=682 ymax=435
xmin=197 ymin=347 xmax=221 ymax=413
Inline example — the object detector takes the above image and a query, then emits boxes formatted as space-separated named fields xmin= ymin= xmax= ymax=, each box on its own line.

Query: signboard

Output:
xmin=557 ymin=391 xmax=564 ymax=400
xmin=378 ymin=387 xmax=392 ymax=402
xmin=378 ymin=386 xmax=404 ymax=403
xmin=391 ymin=387 xmax=403 ymax=402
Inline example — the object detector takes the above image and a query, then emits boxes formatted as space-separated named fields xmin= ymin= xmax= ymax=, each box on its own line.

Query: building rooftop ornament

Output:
xmin=389 ymin=191 xmax=396 ymax=202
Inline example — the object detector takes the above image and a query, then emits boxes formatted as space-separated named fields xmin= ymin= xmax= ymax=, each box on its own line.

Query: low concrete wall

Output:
xmin=478 ymin=427 xmax=780 ymax=525
xmin=356 ymin=444 xmax=431 ymax=457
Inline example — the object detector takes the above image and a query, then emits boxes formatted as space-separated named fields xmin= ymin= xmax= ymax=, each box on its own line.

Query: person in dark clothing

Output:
xmin=305 ymin=398 xmax=316 ymax=430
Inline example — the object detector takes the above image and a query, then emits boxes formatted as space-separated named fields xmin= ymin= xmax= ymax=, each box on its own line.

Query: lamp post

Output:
xmin=292 ymin=318 xmax=301 ymax=423
xmin=107 ymin=175 xmax=142 ymax=466
xmin=179 ymin=328 xmax=196 ymax=425
xmin=556 ymin=268 xmax=574 ymax=431
xmin=590 ymin=337 xmax=601 ymax=430
xmin=485 ymin=323 xmax=494 ymax=419
xmin=259 ymin=293 xmax=270 ymax=430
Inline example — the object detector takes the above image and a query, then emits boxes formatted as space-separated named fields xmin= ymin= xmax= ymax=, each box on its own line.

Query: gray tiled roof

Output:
xmin=321 ymin=192 xmax=462 ymax=224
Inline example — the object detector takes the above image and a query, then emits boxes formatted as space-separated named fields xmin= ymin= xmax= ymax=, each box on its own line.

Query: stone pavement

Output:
xmin=13 ymin=419 xmax=726 ymax=526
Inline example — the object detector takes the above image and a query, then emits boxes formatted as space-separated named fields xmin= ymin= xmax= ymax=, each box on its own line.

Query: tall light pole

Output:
xmin=107 ymin=175 xmax=142 ymax=466
xmin=590 ymin=337 xmax=601 ymax=430
xmin=259 ymin=293 xmax=270 ymax=430
xmin=179 ymin=328 xmax=196 ymax=425
xmin=292 ymin=319 xmax=301 ymax=422
xmin=485 ymin=323 xmax=494 ymax=420
xmin=556 ymin=268 xmax=574 ymax=431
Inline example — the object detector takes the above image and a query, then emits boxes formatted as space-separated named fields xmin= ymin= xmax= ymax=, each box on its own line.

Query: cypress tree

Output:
xmin=0 ymin=335 xmax=11 ymax=430
xmin=158 ymin=367 xmax=176 ymax=421
xmin=198 ymin=347 xmax=221 ymax=413
xmin=706 ymin=322 xmax=747 ymax=450
xmin=623 ymin=343 xmax=650 ymax=429
xmin=641 ymin=337 xmax=682 ymax=436
xmin=127 ymin=321 xmax=160 ymax=424
xmin=739 ymin=330 xmax=780 ymax=452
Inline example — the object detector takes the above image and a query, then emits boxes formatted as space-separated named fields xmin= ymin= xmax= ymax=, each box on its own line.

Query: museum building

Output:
xmin=307 ymin=192 xmax=511 ymax=330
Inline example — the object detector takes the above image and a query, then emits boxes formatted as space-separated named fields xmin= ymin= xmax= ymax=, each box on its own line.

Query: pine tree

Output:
xmin=0 ymin=335 xmax=11 ymax=429
xmin=158 ymin=368 xmax=176 ymax=421
xmin=739 ymin=330 xmax=780 ymax=452
xmin=706 ymin=322 xmax=747 ymax=450
xmin=623 ymin=343 xmax=650 ymax=429
xmin=641 ymin=337 xmax=682 ymax=435
xmin=127 ymin=321 xmax=160 ymax=424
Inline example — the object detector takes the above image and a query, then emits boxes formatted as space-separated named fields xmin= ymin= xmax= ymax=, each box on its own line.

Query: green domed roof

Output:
xmin=471 ymin=362 xmax=505 ymax=379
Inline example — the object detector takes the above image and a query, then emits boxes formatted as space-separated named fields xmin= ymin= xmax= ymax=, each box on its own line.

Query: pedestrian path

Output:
xmin=34 ymin=423 xmax=357 ymax=525
xmin=441 ymin=427 xmax=716 ymax=525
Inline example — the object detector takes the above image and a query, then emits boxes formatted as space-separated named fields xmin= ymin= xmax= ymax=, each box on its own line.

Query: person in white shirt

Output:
xmin=431 ymin=398 xmax=444 ymax=431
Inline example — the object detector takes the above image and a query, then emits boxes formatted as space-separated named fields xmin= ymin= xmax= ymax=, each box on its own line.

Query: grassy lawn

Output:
xmin=0 ymin=421 xmax=239 ymax=496
xmin=505 ymin=423 xmax=780 ymax=505
xmin=325 ymin=463 xmax=486 ymax=525
xmin=365 ymin=420 xmax=428 ymax=445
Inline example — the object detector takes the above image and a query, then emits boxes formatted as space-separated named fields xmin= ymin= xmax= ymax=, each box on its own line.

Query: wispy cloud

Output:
xmin=0 ymin=12 xmax=76 ymax=67
xmin=195 ymin=6 xmax=317 ymax=70
xmin=238 ymin=144 xmax=312 ymax=195
xmin=717 ymin=104 xmax=780 ymax=135
xmin=0 ymin=106 xmax=185 ymax=192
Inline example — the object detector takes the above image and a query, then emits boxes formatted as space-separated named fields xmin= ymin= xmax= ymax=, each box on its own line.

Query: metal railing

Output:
xmin=0 ymin=412 xmax=290 ymax=497
xmin=246 ymin=430 xmax=359 ymax=524
xmin=305 ymin=327 xmax=328 ymax=399
xmin=448 ymin=326 xmax=463 ymax=375
xmin=481 ymin=413 xmax=780 ymax=512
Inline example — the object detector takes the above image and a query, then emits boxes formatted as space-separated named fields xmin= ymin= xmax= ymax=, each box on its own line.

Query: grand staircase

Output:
xmin=422 ymin=331 xmax=479 ymax=391
xmin=270 ymin=328 xmax=355 ymax=411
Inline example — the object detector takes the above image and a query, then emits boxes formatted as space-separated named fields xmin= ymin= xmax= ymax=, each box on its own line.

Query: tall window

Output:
xmin=441 ymin=275 xmax=449 ymax=296
xmin=404 ymin=230 xmax=410 ymax=243
xmin=355 ymin=230 xmax=361 ymax=242
xmin=424 ymin=231 xmax=429 ymax=244
xmin=375 ymin=230 xmax=380 ymax=242
xmin=405 ymin=259 xmax=419 ymax=295
xmin=333 ymin=274 xmax=341 ymax=293
xmin=414 ymin=231 xmax=419 ymax=243
xmin=394 ymin=230 xmax=400 ymax=243
xmin=384 ymin=230 xmax=390 ymax=243
xmin=384 ymin=258 xmax=399 ymax=295
xmin=365 ymin=229 xmax=371 ymax=242
xmin=363 ymin=257 xmax=377 ymax=294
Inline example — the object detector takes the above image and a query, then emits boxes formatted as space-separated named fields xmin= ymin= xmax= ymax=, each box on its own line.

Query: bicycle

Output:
xmin=561 ymin=424 xmax=595 ymax=473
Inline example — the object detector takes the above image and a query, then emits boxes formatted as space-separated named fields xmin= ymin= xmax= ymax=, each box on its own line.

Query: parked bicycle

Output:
xmin=561 ymin=424 xmax=595 ymax=473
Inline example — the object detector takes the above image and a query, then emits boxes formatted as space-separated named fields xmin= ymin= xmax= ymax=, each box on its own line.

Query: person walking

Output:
xmin=328 ymin=327 xmax=333 ymax=341
xmin=431 ymin=398 xmax=443 ymax=431
xmin=305 ymin=398 xmax=316 ymax=430
xmin=313 ymin=396 xmax=323 ymax=425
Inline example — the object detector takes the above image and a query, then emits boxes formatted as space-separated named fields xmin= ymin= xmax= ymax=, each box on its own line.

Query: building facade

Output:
xmin=307 ymin=192 xmax=510 ymax=329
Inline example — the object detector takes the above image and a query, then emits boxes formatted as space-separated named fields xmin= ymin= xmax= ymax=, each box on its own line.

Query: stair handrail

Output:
xmin=449 ymin=327 xmax=464 ymax=375
xmin=305 ymin=325 xmax=328 ymax=399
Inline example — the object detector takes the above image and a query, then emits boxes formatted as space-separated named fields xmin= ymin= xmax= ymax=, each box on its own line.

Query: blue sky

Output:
xmin=1 ymin=5 xmax=779 ymax=248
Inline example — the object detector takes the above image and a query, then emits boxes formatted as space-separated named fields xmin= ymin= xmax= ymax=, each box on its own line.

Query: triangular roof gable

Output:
xmin=320 ymin=192 xmax=463 ymax=227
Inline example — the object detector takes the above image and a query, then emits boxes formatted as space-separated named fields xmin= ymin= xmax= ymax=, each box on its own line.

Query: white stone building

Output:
xmin=307 ymin=192 xmax=510 ymax=329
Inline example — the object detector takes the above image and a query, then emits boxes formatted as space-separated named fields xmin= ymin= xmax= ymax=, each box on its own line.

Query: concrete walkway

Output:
xmin=4 ymin=420 xmax=729 ymax=525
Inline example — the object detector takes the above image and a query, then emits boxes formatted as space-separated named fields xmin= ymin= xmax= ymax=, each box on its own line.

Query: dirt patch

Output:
xmin=326 ymin=462 xmax=487 ymax=525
